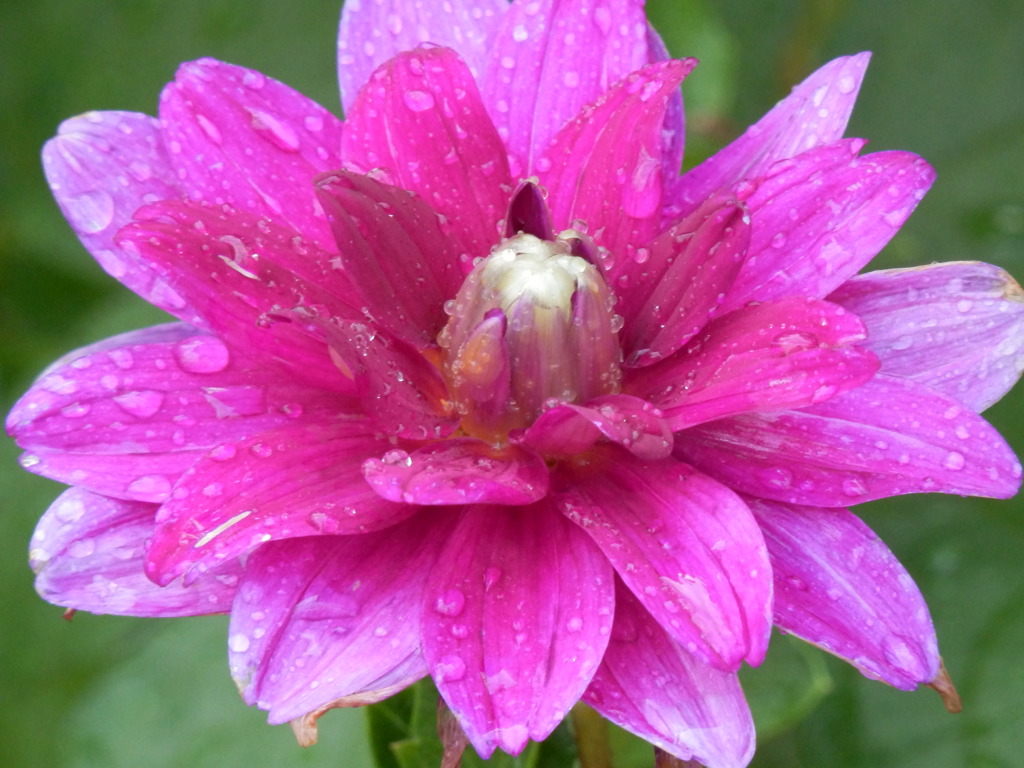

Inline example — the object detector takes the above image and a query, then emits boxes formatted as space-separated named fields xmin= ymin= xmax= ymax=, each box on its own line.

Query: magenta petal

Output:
xmin=676 ymin=374 xmax=1023 ymax=506
xmin=619 ymin=199 xmax=751 ymax=365
xmin=337 ymin=0 xmax=508 ymax=112
xmin=584 ymin=581 xmax=755 ymax=768
xmin=146 ymin=421 xmax=415 ymax=586
xmin=829 ymin=261 xmax=1024 ymax=412
xmin=342 ymin=46 xmax=512 ymax=259
xmin=31 ymin=488 xmax=240 ymax=617
xmin=318 ymin=320 xmax=458 ymax=440
xmin=750 ymin=498 xmax=939 ymax=689
xmin=518 ymin=395 xmax=673 ymax=460
xmin=480 ymin=0 xmax=651 ymax=174
xmin=160 ymin=59 xmax=344 ymax=246
xmin=556 ymin=452 xmax=772 ymax=670
xmin=674 ymin=53 xmax=871 ymax=215
xmin=363 ymin=438 xmax=549 ymax=505
xmin=7 ymin=323 xmax=348 ymax=463
xmin=423 ymin=503 xmax=614 ymax=757
xmin=629 ymin=297 xmax=879 ymax=429
xmin=538 ymin=59 xmax=697 ymax=265
xmin=118 ymin=199 xmax=356 ymax=391
xmin=315 ymin=171 xmax=465 ymax=345
xmin=231 ymin=511 xmax=458 ymax=722
xmin=42 ymin=111 xmax=194 ymax=319
xmin=719 ymin=142 xmax=936 ymax=312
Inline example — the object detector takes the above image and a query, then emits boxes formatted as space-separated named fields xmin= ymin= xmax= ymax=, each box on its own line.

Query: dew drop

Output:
xmin=67 ymin=190 xmax=115 ymax=234
xmin=113 ymin=390 xmax=165 ymax=419
xmin=403 ymin=90 xmax=435 ymax=112
xmin=229 ymin=633 xmax=251 ymax=653
xmin=436 ymin=654 xmax=466 ymax=682
xmin=942 ymin=451 xmax=965 ymax=471
xmin=434 ymin=588 xmax=466 ymax=617
xmin=209 ymin=444 xmax=237 ymax=461
xmin=175 ymin=336 xmax=230 ymax=373
xmin=127 ymin=474 xmax=171 ymax=499
xmin=841 ymin=477 xmax=867 ymax=497
xmin=248 ymin=109 xmax=301 ymax=152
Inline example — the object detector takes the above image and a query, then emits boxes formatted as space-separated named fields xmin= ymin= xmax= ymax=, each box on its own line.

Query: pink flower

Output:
xmin=10 ymin=1 xmax=1024 ymax=766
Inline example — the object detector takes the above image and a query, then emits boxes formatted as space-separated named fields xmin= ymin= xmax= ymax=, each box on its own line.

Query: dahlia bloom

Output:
xmin=11 ymin=0 xmax=1024 ymax=765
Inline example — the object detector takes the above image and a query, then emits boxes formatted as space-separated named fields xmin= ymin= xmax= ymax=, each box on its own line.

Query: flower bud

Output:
xmin=439 ymin=232 xmax=622 ymax=442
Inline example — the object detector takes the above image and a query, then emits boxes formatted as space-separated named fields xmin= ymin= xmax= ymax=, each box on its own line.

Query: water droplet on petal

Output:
xmin=943 ymin=451 xmax=965 ymax=471
xmin=434 ymin=588 xmax=466 ymax=617
xmin=229 ymin=633 xmax=251 ymax=653
xmin=175 ymin=336 xmax=230 ymax=373
xmin=436 ymin=654 xmax=466 ymax=682
xmin=67 ymin=190 xmax=115 ymax=234
xmin=403 ymin=90 xmax=435 ymax=112
xmin=127 ymin=474 xmax=171 ymax=499
xmin=113 ymin=390 xmax=165 ymax=418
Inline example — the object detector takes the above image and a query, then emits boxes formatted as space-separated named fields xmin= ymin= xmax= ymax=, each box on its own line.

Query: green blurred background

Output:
xmin=1 ymin=1 xmax=1021 ymax=766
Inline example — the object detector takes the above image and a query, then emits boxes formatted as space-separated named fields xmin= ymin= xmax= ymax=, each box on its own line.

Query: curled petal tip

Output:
xmin=438 ymin=696 xmax=471 ymax=768
xmin=928 ymin=658 xmax=962 ymax=714
xmin=289 ymin=711 xmax=320 ymax=747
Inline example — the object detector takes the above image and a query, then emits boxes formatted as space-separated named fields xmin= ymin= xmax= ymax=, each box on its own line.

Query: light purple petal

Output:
xmin=584 ymin=581 xmax=755 ymax=768
xmin=618 ymin=198 xmax=751 ymax=365
xmin=749 ymin=498 xmax=939 ymax=689
xmin=423 ymin=503 xmax=614 ymax=758
xmin=718 ymin=141 xmax=935 ymax=312
xmin=628 ymin=297 xmax=879 ymax=429
xmin=538 ymin=59 xmax=697 ymax=267
xmin=315 ymin=170 xmax=465 ymax=346
xmin=555 ymin=451 xmax=772 ymax=670
xmin=160 ymin=58 xmax=344 ymax=247
xmin=342 ymin=46 xmax=512 ymax=260
xmin=146 ymin=421 xmax=414 ymax=586
xmin=362 ymin=438 xmax=549 ymax=505
xmin=674 ymin=53 xmax=871 ymax=215
xmin=676 ymin=374 xmax=1023 ymax=506
xmin=230 ymin=510 xmax=458 ymax=723
xmin=31 ymin=488 xmax=240 ymax=617
xmin=118 ymin=199 xmax=357 ymax=391
xmin=337 ymin=0 xmax=508 ymax=111
xmin=517 ymin=394 xmax=673 ymax=460
xmin=480 ymin=0 xmax=651 ymax=174
xmin=317 ymin=319 xmax=459 ymax=440
xmin=829 ymin=261 xmax=1024 ymax=411
xmin=42 ymin=111 xmax=194 ymax=318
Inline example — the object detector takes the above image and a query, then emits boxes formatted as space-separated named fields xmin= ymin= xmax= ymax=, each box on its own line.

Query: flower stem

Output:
xmin=571 ymin=703 xmax=612 ymax=768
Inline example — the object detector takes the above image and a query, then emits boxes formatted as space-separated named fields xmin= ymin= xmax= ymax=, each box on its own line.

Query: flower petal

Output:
xmin=318 ymin=319 xmax=459 ymax=440
xmin=674 ymin=53 xmax=871 ymax=215
xmin=315 ymin=170 xmax=465 ymax=346
xmin=342 ymin=46 xmax=512 ymax=260
xmin=118 ymin=199 xmax=356 ymax=391
xmin=518 ymin=394 xmax=673 ymax=460
xmin=480 ymin=0 xmax=651 ymax=174
xmin=538 ymin=59 xmax=697 ymax=266
xmin=42 ymin=111 xmax=193 ymax=318
xmin=749 ymin=498 xmax=939 ymax=689
xmin=829 ymin=261 xmax=1024 ymax=412
xmin=337 ymin=0 xmax=508 ymax=112
xmin=362 ymin=438 xmax=549 ymax=505
xmin=230 ymin=510 xmax=458 ymax=723
xmin=619 ymin=198 xmax=751 ymax=365
xmin=719 ymin=141 xmax=936 ymax=312
xmin=423 ymin=503 xmax=614 ymax=758
xmin=160 ymin=58 xmax=344 ymax=246
xmin=146 ymin=421 xmax=414 ymax=586
xmin=676 ymin=374 xmax=1023 ymax=506
xmin=555 ymin=450 xmax=772 ymax=670
xmin=628 ymin=297 xmax=879 ymax=429
xmin=584 ymin=581 xmax=755 ymax=768
xmin=31 ymin=488 xmax=240 ymax=617
xmin=7 ymin=324 xmax=352 ymax=503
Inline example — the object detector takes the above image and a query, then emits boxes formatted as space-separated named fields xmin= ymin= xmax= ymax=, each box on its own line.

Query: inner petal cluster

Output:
xmin=438 ymin=230 xmax=622 ymax=442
